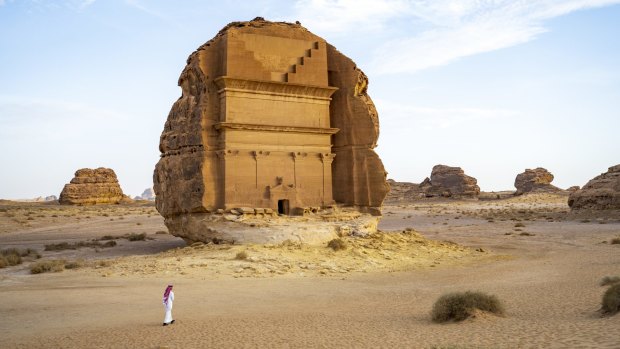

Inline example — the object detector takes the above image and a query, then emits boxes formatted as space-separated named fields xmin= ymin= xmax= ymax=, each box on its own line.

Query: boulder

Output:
xmin=568 ymin=165 xmax=620 ymax=210
xmin=424 ymin=165 xmax=480 ymax=199
xmin=514 ymin=167 xmax=560 ymax=195
xmin=59 ymin=168 xmax=126 ymax=205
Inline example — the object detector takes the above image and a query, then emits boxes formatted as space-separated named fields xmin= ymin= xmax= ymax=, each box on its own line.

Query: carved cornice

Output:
xmin=214 ymin=76 xmax=338 ymax=100
xmin=214 ymin=122 xmax=339 ymax=135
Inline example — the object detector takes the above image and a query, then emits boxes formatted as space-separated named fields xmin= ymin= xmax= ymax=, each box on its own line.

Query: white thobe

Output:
xmin=163 ymin=291 xmax=174 ymax=324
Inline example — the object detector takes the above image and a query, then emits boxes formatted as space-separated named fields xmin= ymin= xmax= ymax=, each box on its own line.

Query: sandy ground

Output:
xmin=1 ymin=194 xmax=619 ymax=348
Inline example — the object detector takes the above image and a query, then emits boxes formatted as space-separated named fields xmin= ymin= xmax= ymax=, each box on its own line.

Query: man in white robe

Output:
xmin=163 ymin=284 xmax=175 ymax=326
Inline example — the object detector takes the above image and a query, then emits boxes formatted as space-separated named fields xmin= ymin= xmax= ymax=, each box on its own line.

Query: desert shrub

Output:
xmin=45 ymin=240 xmax=116 ymax=251
xmin=519 ymin=232 xmax=535 ymax=236
xmin=96 ymin=260 xmax=112 ymax=267
xmin=610 ymin=238 xmax=620 ymax=245
xmin=45 ymin=242 xmax=75 ymax=251
xmin=600 ymin=276 xmax=620 ymax=287
xmin=0 ymin=248 xmax=41 ymax=268
xmin=155 ymin=230 xmax=168 ymax=235
xmin=514 ymin=223 xmax=525 ymax=227
xmin=98 ymin=235 xmax=117 ymax=240
xmin=235 ymin=251 xmax=248 ymax=260
xmin=126 ymin=233 xmax=147 ymax=241
xmin=64 ymin=259 xmax=85 ymax=269
xmin=431 ymin=291 xmax=504 ymax=323
xmin=30 ymin=260 xmax=65 ymax=274
xmin=602 ymin=283 xmax=620 ymax=315
xmin=327 ymin=238 xmax=347 ymax=251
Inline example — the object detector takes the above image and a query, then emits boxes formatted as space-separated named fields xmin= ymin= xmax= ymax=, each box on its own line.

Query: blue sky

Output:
xmin=1 ymin=0 xmax=619 ymax=199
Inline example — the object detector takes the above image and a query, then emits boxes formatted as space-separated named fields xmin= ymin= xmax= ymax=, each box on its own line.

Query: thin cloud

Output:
xmin=373 ymin=0 xmax=620 ymax=74
xmin=292 ymin=0 xmax=620 ymax=74
xmin=290 ymin=0 xmax=410 ymax=34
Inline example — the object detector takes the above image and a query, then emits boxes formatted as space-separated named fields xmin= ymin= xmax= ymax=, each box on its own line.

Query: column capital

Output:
xmin=320 ymin=153 xmax=336 ymax=163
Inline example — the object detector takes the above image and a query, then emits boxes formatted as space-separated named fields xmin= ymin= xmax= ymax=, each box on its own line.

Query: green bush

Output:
xmin=327 ymin=238 xmax=347 ymax=251
xmin=431 ymin=291 xmax=504 ymax=323
xmin=30 ymin=260 xmax=66 ymax=274
xmin=602 ymin=283 xmax=620 ymax=315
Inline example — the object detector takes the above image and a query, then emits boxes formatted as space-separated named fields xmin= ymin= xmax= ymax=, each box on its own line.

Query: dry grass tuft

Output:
xmin=235 ymin=251 xmax=248 ymax=260
xmin=30 ymin=260 xmax=66 ymax=274
xmin=0 ymin=248 xmax=41 ymax=268
xmin=64 ymin=259 xmax=86 ymax=269
xmin=44 ymin=240 xmax=116 ymax=251
xmin=327 ymin=238 xmax=347 ymax=251
xmin=610 ymin=238 xmax=620 ymax=245
xmin=600 ymin=276 xmax=620 ymax=287
xmin=602 ymin=283 xmax=620 ymax=315
xmin=431 ymin=291 xmax=504 ymax=323
xmin=126 ymin=233 xmax=147 ymax=241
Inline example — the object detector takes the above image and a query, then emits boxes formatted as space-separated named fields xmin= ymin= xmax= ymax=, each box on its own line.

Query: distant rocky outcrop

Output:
xmin=423 ymin=165 xmax=480 ymax=199
xmin=385 ymin=165 xmax=480 ymax=201
xmin=45 ymin=195 xmax=57 ymax=201
xmin=568 ymin=165 xmax=620 ymax=210
xmin=134 ymin=188 xmax=155 ymax=201
xmin=514 ymin=167 xmax=560 ymax=195
xmin=59 ymin=168 xmax=128 ymax=205
xmin=385 ymin=179 xmax=420 ymax=202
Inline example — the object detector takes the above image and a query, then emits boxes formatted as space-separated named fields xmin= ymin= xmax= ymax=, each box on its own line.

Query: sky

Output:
xmin=1 ymin=0 xmax=619 ymax=199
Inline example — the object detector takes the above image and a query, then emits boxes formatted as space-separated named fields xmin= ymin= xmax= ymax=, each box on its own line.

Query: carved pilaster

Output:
xmin=252 ymin=150 xmax=270 ymax=188
xmin=291 ymin=152 xmax=308 ymax=188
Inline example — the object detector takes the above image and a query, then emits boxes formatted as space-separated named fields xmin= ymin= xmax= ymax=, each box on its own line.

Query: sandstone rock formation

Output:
xmin=568 ymin=164 xmax=620 ymax=210
xmin=514 ymin=167 xmax=560 ymax=195
xmin=422 ymin=165 xmax=480 ymax=199
xmin=59 ymin=168 xmax=127 ymax=205
xmin=153 ymin=18 xmax=388 ymax=244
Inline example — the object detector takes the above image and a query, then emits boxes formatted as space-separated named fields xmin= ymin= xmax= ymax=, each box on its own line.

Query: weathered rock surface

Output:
xmin=568 ymin=165 xmax=620 ymax=210
xmin=59 ymin=168 xmax=126 ymax=205
xmin=153 ymin=18 xmax=388 ymax=244
xmin=514 ymin=167 xmax=560 ymax=195
xmin=423 ymin=165 xmax=480 ymax=199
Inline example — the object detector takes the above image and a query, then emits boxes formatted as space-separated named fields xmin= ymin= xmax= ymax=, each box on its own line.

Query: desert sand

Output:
xmin=1 ymin=194 xmax=619 ymax=348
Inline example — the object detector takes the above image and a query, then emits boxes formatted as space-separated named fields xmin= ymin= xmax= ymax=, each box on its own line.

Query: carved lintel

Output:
xmin=215 ymin=122 xmax=339 ymax=135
